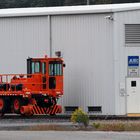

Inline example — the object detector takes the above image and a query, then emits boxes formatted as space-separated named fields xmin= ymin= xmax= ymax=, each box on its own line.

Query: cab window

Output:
xmin=42 ymin=62 xmax=46 ymax=74
xmin=32 ymin=62 xmax=40 ymax=73
xmin=49 ymin=61 xmax=62 ymax=76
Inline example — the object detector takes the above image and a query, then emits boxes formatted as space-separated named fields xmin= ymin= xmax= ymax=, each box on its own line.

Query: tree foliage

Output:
xmin=0 ymin=0 xmax=139 ymax=9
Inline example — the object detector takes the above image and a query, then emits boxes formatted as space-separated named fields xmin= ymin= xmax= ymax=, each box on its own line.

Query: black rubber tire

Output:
xmin=0 ymin=97 xmax=7 ymax=114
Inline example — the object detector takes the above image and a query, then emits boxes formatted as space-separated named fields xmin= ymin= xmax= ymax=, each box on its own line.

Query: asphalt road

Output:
xmin=0 ymin=131 xmax=140 ymax=140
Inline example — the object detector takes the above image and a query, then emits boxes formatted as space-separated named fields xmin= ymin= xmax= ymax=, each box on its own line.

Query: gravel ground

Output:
xmin=0 ymin=115 xmax=72 ymax=130
xmin=1 ymin=115 xmax=140 ymax=131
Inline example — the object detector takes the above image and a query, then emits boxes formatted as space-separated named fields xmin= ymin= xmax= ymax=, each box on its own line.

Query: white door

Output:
xmin=127 ymin=77 xmax=140 ymax=114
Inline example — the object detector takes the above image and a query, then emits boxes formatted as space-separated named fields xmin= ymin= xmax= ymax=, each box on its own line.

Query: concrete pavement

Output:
xmin=0 ymin=131 xmax=140 ymax=140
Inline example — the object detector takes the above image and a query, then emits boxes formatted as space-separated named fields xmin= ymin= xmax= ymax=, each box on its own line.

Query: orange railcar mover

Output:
xmin=0 ymin=54 xmax=65 ymax=116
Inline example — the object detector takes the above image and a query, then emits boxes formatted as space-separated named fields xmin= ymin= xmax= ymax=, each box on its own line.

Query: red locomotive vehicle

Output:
xmin=0 ymin=54 xmax=65 ymax=116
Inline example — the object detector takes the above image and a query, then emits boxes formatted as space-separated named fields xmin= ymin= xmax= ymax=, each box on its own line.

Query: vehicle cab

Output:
xmin=27 ymin=55 xmax=64 ymax=97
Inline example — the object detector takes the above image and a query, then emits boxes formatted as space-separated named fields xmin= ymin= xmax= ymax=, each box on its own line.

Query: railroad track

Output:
xmin=1 ymin=114 xmax=140 ymax=120
xmin=0 ymin=114 xmax=70 ymax=120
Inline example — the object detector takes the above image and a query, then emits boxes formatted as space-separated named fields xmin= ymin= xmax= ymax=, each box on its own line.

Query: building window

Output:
xmin=125 ymin=24 xmax=140 ymax=47
xmin=65 ymin=106 xmax=78 ymax=112
xmin=88 ymin=106 xmax=102 ymax=113
xmin=131 ymin=81 xmax=136 ymax=87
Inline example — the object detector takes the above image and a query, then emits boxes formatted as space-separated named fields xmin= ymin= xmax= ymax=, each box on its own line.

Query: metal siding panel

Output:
xmin=0 ymin=16 xmax=49 ymax=74
xmin=114 ymin=10 xmax=140 ymax=115
xmin=51 ymin=14 xmax=115 ymax=115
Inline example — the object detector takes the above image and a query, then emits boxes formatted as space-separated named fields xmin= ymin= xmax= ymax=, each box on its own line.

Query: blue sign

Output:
xmin=128 ymin=56 xmax=139 ymax=67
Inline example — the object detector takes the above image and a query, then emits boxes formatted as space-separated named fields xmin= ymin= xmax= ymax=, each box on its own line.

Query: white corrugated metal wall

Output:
xmin=114 ymin=10 xmax=140 ymax=115
xmin=51 ymin=14 xmax=115 ymax=115
xmin=0 ymin=12 xmax=124 ymax=115
xmin=0 ymin=6 xmax=140 ymax=115
xmin=0 ymin=16 xmax=50 ymax=74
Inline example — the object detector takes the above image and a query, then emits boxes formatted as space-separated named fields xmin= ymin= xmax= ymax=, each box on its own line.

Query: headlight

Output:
xmin=25 ymin=92 xmax=30 ymax=95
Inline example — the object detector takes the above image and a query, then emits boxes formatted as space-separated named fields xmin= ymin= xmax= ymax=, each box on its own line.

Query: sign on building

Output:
xmin=128 ymin=56 xmax=139 ymax=67
xmin=128 ymin=56 xmax=139 ymax=77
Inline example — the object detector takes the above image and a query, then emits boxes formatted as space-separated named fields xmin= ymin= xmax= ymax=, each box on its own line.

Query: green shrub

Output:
xmin=71 ymin=108 xmax=89 ymax=127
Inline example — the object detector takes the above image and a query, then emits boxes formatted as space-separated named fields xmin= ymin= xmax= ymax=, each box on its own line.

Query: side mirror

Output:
xmin=63 ymin=63 xmax=66 ymax=67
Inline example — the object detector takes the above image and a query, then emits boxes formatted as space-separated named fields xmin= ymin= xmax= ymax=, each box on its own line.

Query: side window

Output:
xmin=49 ymin=64 xmax=54 ymax=76
xmin=42 ymin=62 xmax=46 ymax=74
xmin=35 ymin=62 xmax=40 ymax=73
xmin=131 ymin=81 xmax=136 ymax=87
xmin=32 ymin=62 xmax=35 ymax=74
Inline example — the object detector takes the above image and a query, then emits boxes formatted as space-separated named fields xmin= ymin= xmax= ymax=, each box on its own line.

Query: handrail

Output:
xmin=0 ymin=74 xmax=47 ymax=92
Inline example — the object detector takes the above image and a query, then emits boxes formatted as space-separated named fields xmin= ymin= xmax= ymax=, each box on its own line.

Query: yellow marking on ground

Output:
xmin=127 ymin=113 xmax=140 ymax=117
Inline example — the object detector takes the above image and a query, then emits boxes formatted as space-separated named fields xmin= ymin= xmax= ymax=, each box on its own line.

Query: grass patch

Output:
xmin=22 ymin=125 xmax=74 ymax=131
xmin=2 ymin=120 xmax=140 ymax=131
xmin=92 ymin=121 xmax=140 ymax=131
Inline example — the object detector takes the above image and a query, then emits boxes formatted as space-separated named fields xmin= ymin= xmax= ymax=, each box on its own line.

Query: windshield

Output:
xmin=49 ymin=61 xmax=62 ymax=76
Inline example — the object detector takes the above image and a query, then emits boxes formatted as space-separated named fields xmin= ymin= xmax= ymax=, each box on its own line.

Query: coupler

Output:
xmin=20 ymin=105 xmax=33 ymax=116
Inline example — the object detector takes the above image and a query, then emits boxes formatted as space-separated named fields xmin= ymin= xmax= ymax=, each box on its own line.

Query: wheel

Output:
xmin=0 ymin=97 xmax=7 ymax=114
xmin=13 ymin=98 xmax=23 ymax=114
xmin=13 ymin=98 xmax=28 ymax=114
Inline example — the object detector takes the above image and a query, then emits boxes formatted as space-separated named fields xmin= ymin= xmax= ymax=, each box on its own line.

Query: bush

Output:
xmin=71 ymin=108 xmax=89 ymax=127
